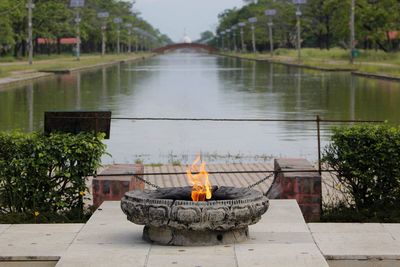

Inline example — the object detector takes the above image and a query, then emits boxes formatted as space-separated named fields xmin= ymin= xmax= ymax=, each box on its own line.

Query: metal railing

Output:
xmin=45 ymin=112 xmax=384 ymax=185
xmin=105 ymin=115 xmax=384 ymax=175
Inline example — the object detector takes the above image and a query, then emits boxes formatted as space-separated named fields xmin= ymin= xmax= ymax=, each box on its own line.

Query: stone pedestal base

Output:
xmin=93 ymin=164 xmax=144 ymax=207
xmin=267 ymin=158 xmax=322 ymax=222
xmin=143 ymin=226 xmax=249 ymax=246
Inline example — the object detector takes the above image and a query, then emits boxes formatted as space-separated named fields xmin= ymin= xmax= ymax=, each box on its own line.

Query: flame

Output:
xmin=186 ymin=155 xmax=212 ymax=201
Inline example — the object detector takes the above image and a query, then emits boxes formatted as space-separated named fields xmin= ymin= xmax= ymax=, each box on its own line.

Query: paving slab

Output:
xmin=55 ymin=202 xmax=151 ymax=267
xmin=309 ymin=223 xmax=400 ymax=260
xmin=245 ymin=231 xmax=314 ymax=245
xmin=2 ymin=201 xmax=400 ymax=266
xmin=258 ymin=199 xmax=306 ymax=224
xmin=56 ymin=243 xmax=150 ymax=267
xmin=383 ymin=224 xmax=400 ymax=241
xmin=146 ymin=245 xmax=237 ymax=267
xmin=0 ymin=224 xmax=84 ymax=260
xmin=309 ymin=223 xmax=387 ymax=233
xmin=55 ymin=200 xmax=329 ymax=267
xmin=0 ymin=225 xmax=10 ymax=235
xmin=235 ymin=243 xmax=328 ymax=267
xmin=234 ymin=200 xmax=328 ymax=267
xmin=250 ymin=200 xmax=310 ymax=234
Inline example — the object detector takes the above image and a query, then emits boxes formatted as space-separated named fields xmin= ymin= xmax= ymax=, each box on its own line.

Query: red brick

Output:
xmin=266 ymin=158 xmax=322 ymax=222
xmin=298 ymin=194 xmax=321 ymax=204
xmin=93 ymin=164 xmax=144 ymax=207
xmin=299 ymin=204 xmax=321 ymax=222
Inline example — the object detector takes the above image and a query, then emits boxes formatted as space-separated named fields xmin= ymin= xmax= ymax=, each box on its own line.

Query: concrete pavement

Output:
xmin=1 ymin=201 xmax=399 ymax=267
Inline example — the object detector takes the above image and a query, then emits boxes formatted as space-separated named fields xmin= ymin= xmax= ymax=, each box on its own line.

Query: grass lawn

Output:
xmin=226 ymin=48 xmax=400 ymax=78
xmin=0 ymin=53 xmax=153 ymax=79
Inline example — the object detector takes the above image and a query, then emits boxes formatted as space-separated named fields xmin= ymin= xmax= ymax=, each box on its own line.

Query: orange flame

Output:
xmin=186 ymin=155 xmax=212 ymax=202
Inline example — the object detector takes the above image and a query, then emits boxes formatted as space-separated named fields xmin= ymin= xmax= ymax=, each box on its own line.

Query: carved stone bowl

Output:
xmin=121 ymin=186 xmax=269 ymax=246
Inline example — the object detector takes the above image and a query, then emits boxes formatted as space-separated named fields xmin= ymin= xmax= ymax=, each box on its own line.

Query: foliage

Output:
xmin=0 ymin=0 xmax=171 ymax=57
xmin=0 ymin=208 xmax=95 ymax=224
xmin=0 ymin=131 xmax=107 ymax=221
xmin=323 ymin=124 xmax=400 ymax=215
xmin=322 ymin=201 xmax=400 ymax=223
xmin=215 ymin=0 xmax=400 ymax=52
xmin=233 ymin=48 xmax=400 ymax=77
xmin=274 ymin=47 xmax=400 ymax=62
xmin=0 ymin=2 xmax=14 ymax=55
xmin=196 ymin=31 xmax=215 ymax=43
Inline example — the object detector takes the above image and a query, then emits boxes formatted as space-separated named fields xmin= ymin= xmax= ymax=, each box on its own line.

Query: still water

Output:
xmin=1 ymin=53 xmax=400 ymax=163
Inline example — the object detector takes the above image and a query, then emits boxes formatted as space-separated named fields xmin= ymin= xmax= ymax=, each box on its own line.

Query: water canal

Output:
xmin=1 ymin=53 xmax=400 ymax=163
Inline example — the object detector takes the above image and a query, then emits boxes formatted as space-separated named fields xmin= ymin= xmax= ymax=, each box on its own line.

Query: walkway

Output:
xmin=1 ymin=201 xmax=400 ymax=266
xmin=56 ymin=200 xmax=329 ymax=267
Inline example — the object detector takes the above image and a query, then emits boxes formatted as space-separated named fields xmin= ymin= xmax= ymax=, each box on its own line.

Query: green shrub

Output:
xmin=322 ymin=202 xmax=400 ymax=223
xmin=323 ymin=124 xmax=400 ymax=214
xmin=0 ymin=131 xmax=106 ymax=220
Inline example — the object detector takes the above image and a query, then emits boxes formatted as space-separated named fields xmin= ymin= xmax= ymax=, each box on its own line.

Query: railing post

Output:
xmin=316 ymin=115 xmax=322 ymax=174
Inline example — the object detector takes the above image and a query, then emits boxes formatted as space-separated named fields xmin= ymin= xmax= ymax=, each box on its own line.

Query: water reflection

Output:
xmin=350 ymin=75 xmax=356 ymax=121
xmin=1 ymin=53 xmax=400 ymax=163
xmin=76 ymin=72 xmax=81 ymax=110
xmin=27 ymin=84 xmax=34 ymax=132
xmin=268 ymin=64 xmax=274 ymax=91
xmin=102 ymin=67 xmax=107 ymax=103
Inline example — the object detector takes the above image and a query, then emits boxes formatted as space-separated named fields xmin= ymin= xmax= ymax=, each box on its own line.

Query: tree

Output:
xmin=214 ymin=0 xmax=400 ymax=52
xmin=0 ymin=0 xmax=171 ymax=57
xmin=0 ymin=1 xmax=15 ymax=55
xmin=33 ymin=0 xmax=72 ymax=54
xmin=196 ymin=31 xmax=214 ymax=43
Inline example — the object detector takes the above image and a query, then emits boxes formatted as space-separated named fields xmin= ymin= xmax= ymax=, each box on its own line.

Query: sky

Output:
xmin=135 ymin=0 xmax=245 ymax=42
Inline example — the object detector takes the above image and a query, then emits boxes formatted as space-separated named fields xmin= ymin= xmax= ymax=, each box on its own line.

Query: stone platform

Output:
xmin=309 ymin=223 xmax=400 ymax=267
xmin=54 ymin=200 xmax=330 ymax=267
xmin=1 ymin=200 xmax=400 ymax=267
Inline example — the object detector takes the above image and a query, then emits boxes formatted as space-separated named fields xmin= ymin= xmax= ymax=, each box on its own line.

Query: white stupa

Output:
xmin=181 ymin=29 xmax=192 ymax=44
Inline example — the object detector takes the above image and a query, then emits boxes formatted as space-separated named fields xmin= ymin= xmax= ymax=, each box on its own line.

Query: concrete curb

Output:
xmin=217 ymin=53 xmax=400 ymax=82
xmin=0 ymin=54 xmax=155 ymax=90
xmin=0 ymin=72 xmax=55 ymax=90
xmin=216 ymin=53 xmax=355 ymax=72
xmin=40 ymin=54 xmax=155 ymax=74
xmin=352 ymin=71 xmax=400 ymax=82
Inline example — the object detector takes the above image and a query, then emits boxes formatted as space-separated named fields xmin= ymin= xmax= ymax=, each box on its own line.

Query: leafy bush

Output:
xmin=0 ymin=131 xmax=106 ymax=221
xmin=321 ymin=202 xmax=400 ymax=223
xmin=323 ymin=124 xmax=400 ymax=215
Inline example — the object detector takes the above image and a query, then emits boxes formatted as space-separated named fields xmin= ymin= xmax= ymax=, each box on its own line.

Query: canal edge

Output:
xmin=0 ymin=53 xmax=156 ymax=91
xmin=40 ymin=53 xmax=156 ymax=74
xmin=216 ymin=52 xmax=400 ymax=82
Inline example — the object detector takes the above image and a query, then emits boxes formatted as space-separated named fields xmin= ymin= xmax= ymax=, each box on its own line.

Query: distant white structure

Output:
xmin=181 ymin=29 xmax=192 ymax=44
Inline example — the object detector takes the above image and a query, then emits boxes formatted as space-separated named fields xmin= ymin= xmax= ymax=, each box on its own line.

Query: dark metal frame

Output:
xmin=44 ymin=111 xmax=112 ymax=139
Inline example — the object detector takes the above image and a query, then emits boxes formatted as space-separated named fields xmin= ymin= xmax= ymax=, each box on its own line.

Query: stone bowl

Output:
xmin=121 ymin=186 xmax=269 ymax=246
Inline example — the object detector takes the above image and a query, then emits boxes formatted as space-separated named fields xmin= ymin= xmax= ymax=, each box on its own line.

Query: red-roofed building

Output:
xmin=37 ymin=38 xmax=77 ymax=45
xmin=388 ymin=31 xmax=399 ymax=40
xmin=60 ymin=38 xmax=77 ymax=45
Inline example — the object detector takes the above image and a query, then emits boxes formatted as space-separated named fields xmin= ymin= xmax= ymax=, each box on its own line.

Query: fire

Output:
xmin=186 ymin=156 xmax=212 ymax=202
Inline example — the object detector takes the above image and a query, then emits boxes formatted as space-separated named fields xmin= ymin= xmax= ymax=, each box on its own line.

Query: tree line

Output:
xmin=212 ymin=0 xmax=400 ymax=52
xmin=0 ymin=0 xmax=172 ymax=57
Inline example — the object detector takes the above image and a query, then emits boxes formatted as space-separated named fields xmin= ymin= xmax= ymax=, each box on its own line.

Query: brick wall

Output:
xmin=92 ymin=164 xmax=144 ymax=207
xmin=266 ymin=158 xmax=322 ymax=222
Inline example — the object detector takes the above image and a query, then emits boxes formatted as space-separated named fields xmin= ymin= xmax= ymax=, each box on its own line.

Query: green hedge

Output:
xmin=323 ymin=124 xmax=400 ymax=221
xmin=0 ymin=131 xmax=106 ymax=221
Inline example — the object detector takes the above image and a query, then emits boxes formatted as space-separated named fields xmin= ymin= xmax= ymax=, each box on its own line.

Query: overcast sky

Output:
xmin=135 ymin=0 xmax=244 ymax=42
